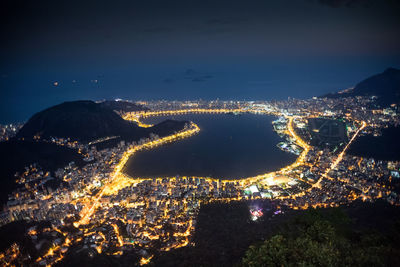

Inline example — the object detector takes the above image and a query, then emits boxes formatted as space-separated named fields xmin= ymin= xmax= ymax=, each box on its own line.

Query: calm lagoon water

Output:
xmin=124 ymin=113 xmax=296 ymax=179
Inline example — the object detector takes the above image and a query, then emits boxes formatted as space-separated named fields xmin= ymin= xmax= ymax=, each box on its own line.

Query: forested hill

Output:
xmin=16 ymin=100 xmax=186 ymax=142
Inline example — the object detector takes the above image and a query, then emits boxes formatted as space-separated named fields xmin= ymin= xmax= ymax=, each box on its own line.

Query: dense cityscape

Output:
xmin=1 ymin=95 xmax=399 ymax=266
xmin=1 ymin=0 xmax=399 ymax=265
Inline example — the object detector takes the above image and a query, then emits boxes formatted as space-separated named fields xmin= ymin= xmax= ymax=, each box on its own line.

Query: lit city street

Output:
xmin=1 ymin=98 xmax=399 ymax=266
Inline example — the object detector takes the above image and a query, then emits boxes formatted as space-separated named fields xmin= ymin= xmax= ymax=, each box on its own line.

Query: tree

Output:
xmin=243 ymin=235 xmax=289 ymax=267
xmin=242 ymin=220 xmax=342 ymax=267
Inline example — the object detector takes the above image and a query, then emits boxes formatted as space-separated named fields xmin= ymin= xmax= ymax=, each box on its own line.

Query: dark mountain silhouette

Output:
xmin=98 ymin=100 xmax=149 ymax=112
xmin=323 ymin=68 xmax=400 ymax=107
xmin=16 ymin=101 xmax=186 ymax=142
xmin=2 ymin=100 xmax=187 ymax=204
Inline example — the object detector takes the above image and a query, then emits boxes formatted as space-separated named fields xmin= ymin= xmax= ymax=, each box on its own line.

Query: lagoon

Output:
xmin=124 ymin=113 xmax=296 ymax=179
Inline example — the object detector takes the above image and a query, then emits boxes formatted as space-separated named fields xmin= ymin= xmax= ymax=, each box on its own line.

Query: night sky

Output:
xmin=1 ymin=0 xmax=399 ymax=123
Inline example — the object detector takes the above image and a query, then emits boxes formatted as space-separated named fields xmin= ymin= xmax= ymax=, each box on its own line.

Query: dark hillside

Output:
xmin=16 ymin=101 xmax=186 ymax=143
xmin=323 ymin=68 xmax=400 ymax=107
xmin=0 ymin=140 xmax=84 ymax=205
xmin=152 ymin=200 xmax=400 ymax=267
xmin=16 ymin=101 xmax=139 ymax=142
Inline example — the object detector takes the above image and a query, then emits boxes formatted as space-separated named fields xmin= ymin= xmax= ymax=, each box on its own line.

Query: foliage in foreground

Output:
xmin=242 ymin=209 xmax=400 ymax=267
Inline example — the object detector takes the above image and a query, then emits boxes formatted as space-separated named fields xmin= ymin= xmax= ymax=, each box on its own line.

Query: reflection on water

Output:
xmin=125 ymin=113 xmax=296 ymax=179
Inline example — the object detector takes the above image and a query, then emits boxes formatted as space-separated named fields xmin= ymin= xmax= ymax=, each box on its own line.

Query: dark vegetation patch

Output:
xmin=152 ymin=200 xmax=400 ymax=267
xmin=0 ymin=220 xmax=57 ymax=265
xmin=16 ymin=100 xmax=187 ymax=143
xmin=348 ymin=126 xmax=400 ymax=161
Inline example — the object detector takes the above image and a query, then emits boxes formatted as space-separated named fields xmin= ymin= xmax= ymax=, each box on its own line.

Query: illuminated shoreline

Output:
xmin=24 ymin=108 xmax=370 ymax=266
xmin=122 ymin=109 xmax=309 ymax=187
xmin=76 ymin=121 xmax=201 ymax=226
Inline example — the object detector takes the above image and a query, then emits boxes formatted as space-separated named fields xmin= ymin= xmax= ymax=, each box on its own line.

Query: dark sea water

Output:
xmin=124 ymin=113 xmax=296 ymax=179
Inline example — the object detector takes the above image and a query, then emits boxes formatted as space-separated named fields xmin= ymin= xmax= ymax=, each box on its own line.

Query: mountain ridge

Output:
xmin=16 ymin=100 xmax=186 ymax=142
xmin=323 ymin=68 xmax=400 ymax=107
